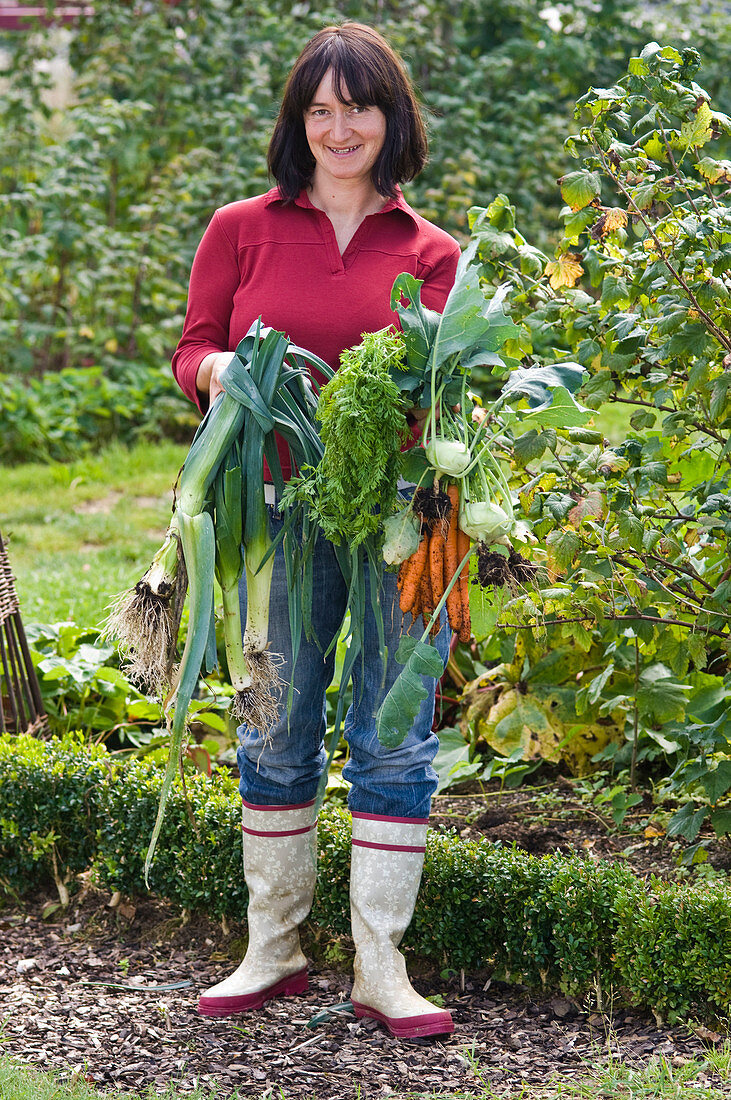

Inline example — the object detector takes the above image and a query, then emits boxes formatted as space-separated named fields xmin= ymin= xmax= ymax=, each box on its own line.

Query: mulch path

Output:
xmin=1 ymin=881 xmax=727 ymax=1099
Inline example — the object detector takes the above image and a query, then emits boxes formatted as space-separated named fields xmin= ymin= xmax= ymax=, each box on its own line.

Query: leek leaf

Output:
xmin=144 ymin=509 xmax=215 ymax=885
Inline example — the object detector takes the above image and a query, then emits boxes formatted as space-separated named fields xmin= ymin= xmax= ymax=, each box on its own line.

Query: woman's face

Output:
xmin=304 ymin=68 xmax=387 ymax=191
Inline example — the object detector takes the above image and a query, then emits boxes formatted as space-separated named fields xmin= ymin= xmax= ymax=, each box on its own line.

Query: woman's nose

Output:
xmin=330 ymin=110 xmax=352 ymax=141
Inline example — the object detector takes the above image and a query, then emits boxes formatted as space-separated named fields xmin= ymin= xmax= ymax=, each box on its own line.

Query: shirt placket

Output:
xmin=311 ymin=209 xmax=376 ymax=276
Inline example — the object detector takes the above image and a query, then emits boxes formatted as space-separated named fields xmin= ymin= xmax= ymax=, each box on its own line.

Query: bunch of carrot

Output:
xmin=397 ymin=484 xmax=471 ymax=643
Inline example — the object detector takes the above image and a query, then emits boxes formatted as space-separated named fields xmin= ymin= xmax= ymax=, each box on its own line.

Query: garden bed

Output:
xmin=429 ymin=777 xmax=731 ymax=883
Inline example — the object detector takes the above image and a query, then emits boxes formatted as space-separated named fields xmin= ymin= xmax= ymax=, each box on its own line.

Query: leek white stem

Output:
xmin=243 ymin=528 xmax=275 ymax=658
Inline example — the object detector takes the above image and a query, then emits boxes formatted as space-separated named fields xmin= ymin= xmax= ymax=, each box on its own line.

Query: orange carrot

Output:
xmin=428 ymin=526 xmax=445 ymax=610
xmin=444 ymin=485 xmax=462 ymax=635
xmin=416 ymin=567 xmax=431 ymax=628
xmin=456 ymin=527 xmax=472 ymax=643
xmin=399 ymin=533 xmax=428 ymax=615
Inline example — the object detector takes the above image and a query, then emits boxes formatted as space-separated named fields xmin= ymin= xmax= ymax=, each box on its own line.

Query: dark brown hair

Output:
xmin=267 ymin=23 xmax=428 ymax=200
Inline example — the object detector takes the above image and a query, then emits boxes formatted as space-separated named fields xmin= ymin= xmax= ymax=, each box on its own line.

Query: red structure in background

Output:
xmin=0 ymin=1 xmax=180 ymax=29
xmin=0 ymin=4 xmax=92 ymax=28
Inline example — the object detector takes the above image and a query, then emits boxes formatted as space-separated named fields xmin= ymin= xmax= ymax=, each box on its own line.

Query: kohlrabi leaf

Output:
xmin=429 ymin=246 xmax=520 ymax=375
xmin=400 ymin=445 xmax=432 ymax=484
xmin=391 ymin=273 xmax=440 ymax=376
xmin=376 ymin=636 xmax=447 ymax=748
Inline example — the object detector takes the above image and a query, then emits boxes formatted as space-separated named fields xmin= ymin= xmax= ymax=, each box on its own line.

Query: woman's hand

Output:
xmin=196 ymin=351 xmax=234 ymax=410
xmin=406 ymin=405 xmax=430 ymax=430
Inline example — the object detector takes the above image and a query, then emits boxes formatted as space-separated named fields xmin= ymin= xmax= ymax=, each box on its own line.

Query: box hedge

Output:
xmin=1 ymin=732 xmax=729 ymax=1022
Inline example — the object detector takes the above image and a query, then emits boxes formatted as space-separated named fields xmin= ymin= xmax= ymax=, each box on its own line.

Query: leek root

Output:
xmin=103 ymin=519 xmax=186 ymax=695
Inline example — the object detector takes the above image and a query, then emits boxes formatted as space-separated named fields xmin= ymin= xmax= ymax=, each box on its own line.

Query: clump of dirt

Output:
xmin=413 ymin=484 xmax=451 ymax=530
xmin=476 ymin=545 xmax=537 ymax=588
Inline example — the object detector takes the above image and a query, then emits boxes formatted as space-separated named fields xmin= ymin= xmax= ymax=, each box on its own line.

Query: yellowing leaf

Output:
xmin=679 ymin=100 xmax=713 ymax=150
xmin=546 ymin=528 xmax=580 ymax=577
xmin=545 ymin=253 xmax=584 ymax=290
xmin=695 ymin=157 xmax=731 ymax=184
xmin=644 ymin=825 xmax=664 ymax=839
xmin=569 ymin=491 xmax=605 ymax=526
xmin=601 ymin=208 xmax=628 ymax=235
xmin=643 ymin=135 xmax=665 ymax=161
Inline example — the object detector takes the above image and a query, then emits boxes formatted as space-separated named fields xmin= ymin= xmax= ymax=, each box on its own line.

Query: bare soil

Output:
xmin=430 ymin=776 xmax=731 ymax=882
xmin=2 ymin=885 xmax=727 ymax=1100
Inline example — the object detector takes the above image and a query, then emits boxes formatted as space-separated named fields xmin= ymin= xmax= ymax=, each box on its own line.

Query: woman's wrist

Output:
xmin=196 ymin=352 xmax=233 ymax=409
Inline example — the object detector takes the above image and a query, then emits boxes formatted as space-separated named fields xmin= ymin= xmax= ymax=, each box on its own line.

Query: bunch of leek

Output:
xmin=107 ymin=320 xmax=331 ymax=882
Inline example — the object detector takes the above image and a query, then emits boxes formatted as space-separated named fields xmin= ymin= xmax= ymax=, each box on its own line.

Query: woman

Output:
xmin=172 ymin=22 xmax=460 ymax=1040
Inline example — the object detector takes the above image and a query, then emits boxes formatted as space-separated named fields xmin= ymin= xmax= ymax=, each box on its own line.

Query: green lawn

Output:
xmin=0 ymin=442 xmax=188 ymax=629
xmin=0 ymin=404 xmax=634 ymax=633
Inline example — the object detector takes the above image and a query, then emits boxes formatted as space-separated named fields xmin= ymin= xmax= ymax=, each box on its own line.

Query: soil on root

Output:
xmin=1 ymin=882 xmax=728 ymax=1099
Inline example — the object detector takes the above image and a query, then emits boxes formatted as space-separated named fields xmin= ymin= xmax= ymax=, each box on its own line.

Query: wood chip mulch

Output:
xmin=1 ymin=886 xmax=727 ymax=1099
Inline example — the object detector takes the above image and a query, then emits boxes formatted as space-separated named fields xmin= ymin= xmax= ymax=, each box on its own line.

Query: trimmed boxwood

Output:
xmin=613 ymin=880 xmax=731 ymax=1019
xmin=0 ymin=732 xmax=110 ymax=893
xmin=1 ymin=732 xmax=730 ymax=1022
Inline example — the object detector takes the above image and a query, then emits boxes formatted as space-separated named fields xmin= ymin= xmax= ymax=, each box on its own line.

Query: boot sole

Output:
xmin=198 ymin=968 xmax=308 ymax=1017
xmin=351 ymin=999 xmax=454 ymax=1038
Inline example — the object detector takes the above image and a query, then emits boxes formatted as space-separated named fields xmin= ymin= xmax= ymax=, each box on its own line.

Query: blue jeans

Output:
xmin=236 ymin=508 xmax=450 ymax=819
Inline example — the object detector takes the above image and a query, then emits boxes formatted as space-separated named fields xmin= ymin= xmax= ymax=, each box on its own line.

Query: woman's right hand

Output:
xmin=195 ymin=351 xmax=235 ymax=410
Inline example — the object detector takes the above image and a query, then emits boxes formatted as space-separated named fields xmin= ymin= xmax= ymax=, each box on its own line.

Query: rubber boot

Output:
xmin=198 ymin=800 xmax=317 ymax=1017
xmin=349 ymin=812 xmax=454 ymax=1039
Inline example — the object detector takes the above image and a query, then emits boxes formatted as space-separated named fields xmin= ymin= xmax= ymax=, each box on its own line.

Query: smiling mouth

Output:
xmin=328 ymin=145 xmax=361 ymax=155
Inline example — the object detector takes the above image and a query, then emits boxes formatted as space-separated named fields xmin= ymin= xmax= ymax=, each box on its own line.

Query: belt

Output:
xmin=264 ymin=483 xmax=277 ymax=506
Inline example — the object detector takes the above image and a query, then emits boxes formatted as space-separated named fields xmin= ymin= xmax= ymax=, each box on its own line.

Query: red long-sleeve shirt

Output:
xmin=172 ymin=185 xmax=460 ymax=477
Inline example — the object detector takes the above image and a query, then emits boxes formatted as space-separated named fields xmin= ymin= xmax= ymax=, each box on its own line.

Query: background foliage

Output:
xmin=455 ymin=40 xmax=731 ymax=855
xmin=1 ymin=0 xmax=729 ymax=459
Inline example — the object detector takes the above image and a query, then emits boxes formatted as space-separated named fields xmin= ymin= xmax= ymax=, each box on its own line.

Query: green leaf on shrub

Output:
xmin=518 ymin=385 xmax=591 ymax=428
xmin=513 ymin=429 xmax=547 ymax=466
xmin=630 ymin=408 xmax=657 ymax=431
xmin=710 ymin=808 xmax=731 ymax=839
xmin=687 ymin=634 xmax=708 ymax=671
xmin=618 ymin=512 xmax=644 ymax=550
xmin=432 ymin=727 xmax=482 ymax=792
xmin=559 ymin=170 xmax=601 ymax=211
xmin=667 ymin=802 xmax=708 ymax=841
xmin=637 ymin=461 xmax=668 ymax=485
xmin=701 ymin=760 xmax=731 ymax=804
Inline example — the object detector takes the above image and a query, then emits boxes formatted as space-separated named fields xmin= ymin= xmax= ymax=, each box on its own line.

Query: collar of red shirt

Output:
xmin=263 ymin=184 xmax=419 ymax=225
